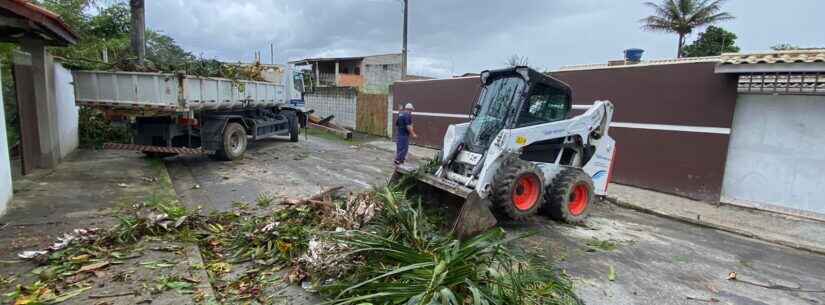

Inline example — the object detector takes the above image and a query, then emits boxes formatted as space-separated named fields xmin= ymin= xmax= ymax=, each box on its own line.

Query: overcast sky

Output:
xmin=146 ymin=0 xmax=825 ymax=78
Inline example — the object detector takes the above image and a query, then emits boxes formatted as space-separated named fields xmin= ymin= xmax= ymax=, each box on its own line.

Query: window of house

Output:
xmin=382 ymin=64 xmax=389 ymax=71
xmin=355 ymin=67 xmax=360 ymax=75
xmin=516 ymin=84 xmax=570 ymax=127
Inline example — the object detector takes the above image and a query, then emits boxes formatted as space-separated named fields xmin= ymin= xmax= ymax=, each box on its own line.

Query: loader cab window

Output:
xmin=516 ymin=84 xmax=570 ymax=127
xmin=463 ymin=76 xmax=526 ymax=153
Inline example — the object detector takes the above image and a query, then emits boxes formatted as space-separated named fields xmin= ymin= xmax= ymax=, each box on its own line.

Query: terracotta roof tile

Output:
xmin=555 ymin=56 xmax=720 ymax=72
xmin=720 ymin=50 xmax=825 ymax=65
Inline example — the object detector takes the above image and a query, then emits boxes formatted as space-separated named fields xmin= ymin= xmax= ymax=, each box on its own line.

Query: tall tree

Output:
xmin=129 ymin=0 xmax=145 ymax=64
xmin=682 ymin=26 xmax=739 ymax=57
xmin=640 ymin=0 xmax=734 ymax=58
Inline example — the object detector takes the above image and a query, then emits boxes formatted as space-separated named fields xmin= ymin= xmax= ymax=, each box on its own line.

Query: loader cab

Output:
xmin=463 ymin=66 xmax=572 ymax=153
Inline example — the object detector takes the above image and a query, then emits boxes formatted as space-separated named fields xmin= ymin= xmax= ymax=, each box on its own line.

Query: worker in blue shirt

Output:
xmin=395 ymin=103 xmax=418 ymax=165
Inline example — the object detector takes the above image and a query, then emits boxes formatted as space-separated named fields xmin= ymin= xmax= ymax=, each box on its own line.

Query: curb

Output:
xmin=156 ymin=160 xmax=220 ymax=300
xmin=604 ymin=196 xmax=825 ymax=256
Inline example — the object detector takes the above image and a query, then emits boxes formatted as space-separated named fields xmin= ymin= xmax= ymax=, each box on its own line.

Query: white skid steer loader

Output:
xmin=394 ymin=66 xmax=616 ymax=238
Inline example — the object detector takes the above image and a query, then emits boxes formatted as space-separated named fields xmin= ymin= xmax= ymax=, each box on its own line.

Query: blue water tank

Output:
xmin=624 ymin=48 xmax=644 ymax=62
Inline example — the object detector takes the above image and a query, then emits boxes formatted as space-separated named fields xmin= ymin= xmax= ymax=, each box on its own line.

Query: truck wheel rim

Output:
xmin=568 ymin=184 xmax=589 ymax=216
xmin=229 ymin=131 xmax=244 ymax=154
xmin=512 ymin=174 xmax=540 ymax=211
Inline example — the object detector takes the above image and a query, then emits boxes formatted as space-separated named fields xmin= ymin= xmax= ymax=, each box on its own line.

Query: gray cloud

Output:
xmin=146 ymin=0 xmax=825 ymax=77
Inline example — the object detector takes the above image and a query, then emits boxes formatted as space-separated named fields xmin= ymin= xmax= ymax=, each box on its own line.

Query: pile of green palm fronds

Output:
xmin=199 ymin=203 xmax=322 ymax=268
xmin=315 ymin=183 xmax=581 ymax=305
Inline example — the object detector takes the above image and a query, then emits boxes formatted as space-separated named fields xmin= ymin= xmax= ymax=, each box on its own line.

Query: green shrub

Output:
xmin=78 ymin=106 xmax=132 ymax=148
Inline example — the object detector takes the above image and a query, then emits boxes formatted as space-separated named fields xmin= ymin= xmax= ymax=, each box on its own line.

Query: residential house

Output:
xmin=290 ymin=53 xmax=402 ymax=94
xmin=288 ymin=53 xmax=403 ymax=132
xmin=715 ymin=50 xmax=825 ymax=218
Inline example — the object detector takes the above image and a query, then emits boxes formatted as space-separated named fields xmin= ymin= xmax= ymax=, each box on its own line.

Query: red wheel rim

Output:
xmin=512 ymin=174 xmax=540 ymax=211
xmin=568 ymin=184 xmax=589 ymax=216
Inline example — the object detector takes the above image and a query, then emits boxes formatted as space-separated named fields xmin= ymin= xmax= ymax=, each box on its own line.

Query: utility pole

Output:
xmin=401 ymin=0 xmax=408 ymax=80
xmin=129 ymin=0 xmax=146 ymax=65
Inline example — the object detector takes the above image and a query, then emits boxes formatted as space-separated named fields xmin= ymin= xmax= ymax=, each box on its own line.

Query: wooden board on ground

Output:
xmin=309 ymin=122 xmax=352 ymax=140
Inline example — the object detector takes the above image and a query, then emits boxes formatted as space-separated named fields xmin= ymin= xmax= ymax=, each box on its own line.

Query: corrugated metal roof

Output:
xmin=555 ymin=56 xmax=720 ymax=72
xmin=720 ymin=50 xmax=825 ymax=65
xmin=289 ymin=53 xmax=402 ymax=64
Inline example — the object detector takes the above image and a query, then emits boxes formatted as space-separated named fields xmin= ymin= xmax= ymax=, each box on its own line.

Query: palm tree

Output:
xmin=641 ymin=0 xmax=734 ymax=58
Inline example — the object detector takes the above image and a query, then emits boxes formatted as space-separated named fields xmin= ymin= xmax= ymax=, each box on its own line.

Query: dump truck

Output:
xmin=72 ymin=66 xmax=311 ymax=160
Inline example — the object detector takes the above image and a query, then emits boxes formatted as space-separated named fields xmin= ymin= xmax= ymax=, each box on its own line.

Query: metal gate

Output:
xmin=722 ymin=94 xmax=825 ymax=215
xmin=356 ymin=93 xmax=389 ymax=136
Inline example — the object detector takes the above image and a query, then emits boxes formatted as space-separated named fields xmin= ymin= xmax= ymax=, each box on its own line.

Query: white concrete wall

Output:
xmin=53 ymin=63 xmax=78 ymax=158
xmin=0 ymin=62 xmax=12 ymax=216
xmin=722 ymin=94 xmax=825 ymax=215
xmin=305 ymin=87 xmax=357 ymax=129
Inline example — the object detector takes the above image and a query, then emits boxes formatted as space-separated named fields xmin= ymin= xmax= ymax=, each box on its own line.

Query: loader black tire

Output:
xmin=213 ymin=122 xmax=247 ymax=161
xmin=287 ymin=112 xmax=300 ymax=142
xmin=542 ymin=168 xmax=594 ymax=224
xmin=491 ymin=156 xmax=545 ymax=220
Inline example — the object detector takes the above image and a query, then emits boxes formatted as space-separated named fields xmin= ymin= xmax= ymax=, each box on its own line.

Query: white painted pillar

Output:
xmin=22 ymin=39 xmax=59 ymax=169
xmin=334 ymin=61 xmax=340 ymax=85
xmin=0 ymin=60 xmax=12 ymax=216
xmin=387 ymin=91 xmax=394 ymax=137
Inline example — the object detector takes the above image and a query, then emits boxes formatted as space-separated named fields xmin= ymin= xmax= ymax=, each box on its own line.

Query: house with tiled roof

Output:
xmin=0 ymin=0 xmax=79 ymax=216
xmin=714 ymin=50 xmax=825 ymax=219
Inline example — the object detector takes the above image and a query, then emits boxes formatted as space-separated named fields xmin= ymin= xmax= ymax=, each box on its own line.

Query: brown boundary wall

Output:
xmin=391 ymin=62 xmax=738 ymax=201
xmin=552 ymin=62 xmax=739 ymax=201
xmin=390 ymin=77 xmax=480 ymax=147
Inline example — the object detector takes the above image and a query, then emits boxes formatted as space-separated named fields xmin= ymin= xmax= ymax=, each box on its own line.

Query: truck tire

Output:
xmin=288 ymin=112 xmax=300 ymax=142
xmin=213 ymin=122 xmax=247 ymax=161
xmin=542 ymin=168 xmax=594 ymax=224
xmin=491 ymin=156 xmax=545 ymax=220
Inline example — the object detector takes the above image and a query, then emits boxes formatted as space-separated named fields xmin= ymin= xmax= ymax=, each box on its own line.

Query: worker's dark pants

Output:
xmin=395 ymin=135 xmax=409 ymax=163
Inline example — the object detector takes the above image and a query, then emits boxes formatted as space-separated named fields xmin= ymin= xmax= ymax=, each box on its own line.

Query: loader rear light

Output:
xmin=605 ymin=147 xmax=616 ymax=193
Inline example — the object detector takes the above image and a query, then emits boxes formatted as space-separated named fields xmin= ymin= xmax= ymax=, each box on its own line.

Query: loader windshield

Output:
xmin=464 ymin=76 xmax=525 ymax=153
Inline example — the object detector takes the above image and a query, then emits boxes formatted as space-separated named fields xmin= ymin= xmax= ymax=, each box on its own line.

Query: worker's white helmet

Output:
xmin=404 ymin=103 xmax=415 ymax=110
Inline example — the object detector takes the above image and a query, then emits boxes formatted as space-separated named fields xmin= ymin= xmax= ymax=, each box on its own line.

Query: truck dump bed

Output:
xmin=73 ymin=70 xmax=286 ymax=112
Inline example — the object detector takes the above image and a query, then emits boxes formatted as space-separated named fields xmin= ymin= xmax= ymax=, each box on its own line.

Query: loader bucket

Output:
xmin=392 ymin=165 xmax=497 ymax=239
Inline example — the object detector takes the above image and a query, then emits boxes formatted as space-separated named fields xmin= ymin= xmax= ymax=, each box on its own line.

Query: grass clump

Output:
xmin=584 ymin=238 xmax=618 ymax=252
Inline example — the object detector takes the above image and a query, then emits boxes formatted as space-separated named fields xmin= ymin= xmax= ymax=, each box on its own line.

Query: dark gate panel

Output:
xmin=12 ymin=63 xmax=39 ymax=175
xmin=551 ymin=62 xmax=739 ymax=201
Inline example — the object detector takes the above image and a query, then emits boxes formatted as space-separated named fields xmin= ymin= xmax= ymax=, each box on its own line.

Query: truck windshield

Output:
xmin=463 ymin=76 xmax=525 ymax=153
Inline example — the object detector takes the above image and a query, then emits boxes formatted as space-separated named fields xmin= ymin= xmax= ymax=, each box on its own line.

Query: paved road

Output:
xmin=511 ymin=204 xmax=825 ymax=305
xmin=166 ymin=135 xmax=825 ymax=305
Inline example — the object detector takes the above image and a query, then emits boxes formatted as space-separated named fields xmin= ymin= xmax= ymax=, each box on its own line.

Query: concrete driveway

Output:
xmin=166 ymin=135 xmax=397 ymax=211
xmin=165 ymin=134 xmax=825 ymax=305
